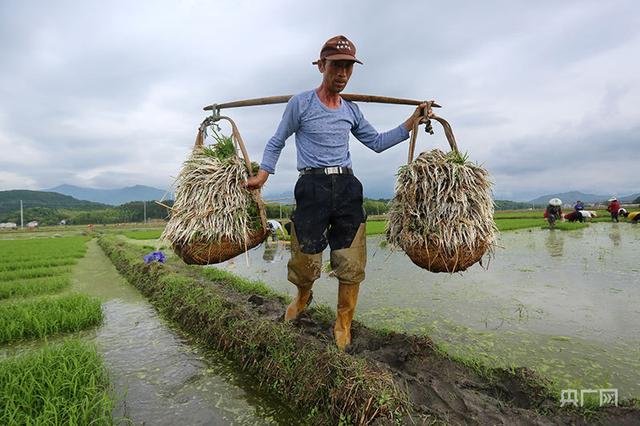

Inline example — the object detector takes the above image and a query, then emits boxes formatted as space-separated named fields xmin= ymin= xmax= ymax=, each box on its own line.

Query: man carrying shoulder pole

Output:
xmin=247 ymin=35 xmax=432 ymax=350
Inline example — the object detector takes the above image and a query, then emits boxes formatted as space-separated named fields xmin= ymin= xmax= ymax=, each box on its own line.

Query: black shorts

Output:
xmin=291 ymin=174 xmax=366 ymax=254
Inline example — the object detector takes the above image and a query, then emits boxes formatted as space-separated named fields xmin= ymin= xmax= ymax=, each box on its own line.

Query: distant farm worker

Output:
xmin=619 ymin=207 xmax=640 ymax=223
xmin=627 ymin=210 xmax=640 ymax=224
xmin=266 ymin=219 xmax=285 ymax=241
xmin=579 ymin=210 xmax=598 ymax=221
xmin=607 ymin=198 xmax=621 ymax=222
xmin=564 ymin=211 xmax=582 ymax=222
xmin=246 ymin=35 xmax=432 ymax=350
xmin=566 ymin=200 xmax=585 ymax=222
xmin=544 ymin=198 xmax=563 ymax=228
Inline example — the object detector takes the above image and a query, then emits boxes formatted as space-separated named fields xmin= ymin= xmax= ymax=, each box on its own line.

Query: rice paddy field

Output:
xmin=1 ymin=211 xmax=638 ymax=423
xmin=0 ymin=236 xmax=112 ymax=424
xmin=211 ymin=218 xmax=640 ymax=404
xmin=0 ymin=229 xmax=297 ymax=424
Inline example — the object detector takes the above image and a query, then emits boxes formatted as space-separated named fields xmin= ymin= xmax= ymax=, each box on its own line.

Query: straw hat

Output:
xmin=549 ymin=198 xmax=562 ymax=207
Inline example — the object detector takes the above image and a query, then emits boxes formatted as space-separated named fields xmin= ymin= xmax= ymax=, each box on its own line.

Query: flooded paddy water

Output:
xmin=215 ymin=223 xmax=640 ymax=401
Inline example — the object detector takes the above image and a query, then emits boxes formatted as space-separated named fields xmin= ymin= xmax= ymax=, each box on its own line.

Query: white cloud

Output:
xmin=0 ymin=0 xmax=638 ymax=200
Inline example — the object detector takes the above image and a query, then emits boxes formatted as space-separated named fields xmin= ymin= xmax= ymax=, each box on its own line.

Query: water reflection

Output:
xmin=262 ymin=240 xmax=287 ymax=263
xmin=225 ymin=224 xmax=640 ymax=400
xmin=609 ymin=224 xmax=621 ymax=247
xmin=76 ymin=240 xmax=293 ymax=424
xmin=545 ymin=230 xmax=564 ymax=257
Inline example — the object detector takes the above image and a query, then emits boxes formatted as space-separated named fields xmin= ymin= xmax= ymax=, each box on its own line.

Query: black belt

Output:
xmin=299 ymin=167 xmax=353 ymax=176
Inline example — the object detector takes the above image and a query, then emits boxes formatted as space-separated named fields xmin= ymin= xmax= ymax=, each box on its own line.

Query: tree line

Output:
xmin=1 ymin=197 xmax=548 ymax=226
xmin=0 ymin=201 xmax=174 ymax=226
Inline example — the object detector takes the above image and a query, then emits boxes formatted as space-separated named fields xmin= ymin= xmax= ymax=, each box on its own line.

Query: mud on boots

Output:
xmin=245 ymin=35 xmax=431 ymax=349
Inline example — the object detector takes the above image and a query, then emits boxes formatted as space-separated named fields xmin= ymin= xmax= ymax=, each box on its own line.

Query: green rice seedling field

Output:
xmin=365 ymin=220 xmax=387 ymax=235
xmin=0 ymin=235 xmax=115 ymax=423
xmin=0 ymin=339 xmax=113 ymax=425
xmin=0 ymin=294 xmax=102 ymax=343
xmin=0 ymin=236 xmax=88 ymax=299
xmin=122 ymin=229 xmax=164 ymax=240
xmin=0 ymin=276 xmax=71 ymax=300
xmin=0 ymin=257 xmax=78 ymax=272
xmin=495 ymin=218 xmax=546 ymax=231
xmin=0 ymin=237 xmax=88 ymax=260
xmin=0 ymin=265 xmax=74 ymax=282
xmin=115 ymin=209 xmax=612 ymax=247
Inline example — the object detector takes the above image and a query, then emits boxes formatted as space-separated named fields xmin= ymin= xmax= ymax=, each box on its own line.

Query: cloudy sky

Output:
xmin=1 ymin=0 xmax=638 ymax=201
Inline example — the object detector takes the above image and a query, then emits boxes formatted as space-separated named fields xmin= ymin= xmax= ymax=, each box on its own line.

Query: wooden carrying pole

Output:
xmin=204 ymin=94 xmax=441 ymax=111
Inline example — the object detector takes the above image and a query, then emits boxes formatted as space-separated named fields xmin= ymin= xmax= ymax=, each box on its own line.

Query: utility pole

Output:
xmin=143 ymin=201 xmax=147 ymax=224
xmin=20 ymin=200 xmax=23 ymax=229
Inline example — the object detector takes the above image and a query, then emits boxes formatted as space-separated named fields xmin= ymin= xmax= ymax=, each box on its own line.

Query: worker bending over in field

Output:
xmin=247 ymin=35 xmax=431 ymax=349
xmin=620 ymin=205 xmax=640 ymax=223
xmin=544 ymin=198 xmax=563 ymax=228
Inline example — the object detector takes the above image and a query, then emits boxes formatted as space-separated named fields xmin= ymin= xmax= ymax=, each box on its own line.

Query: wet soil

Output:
xmin=217 ymin=225 xmax=640 ymax=401
xmin=182 ymin=265 xmax=640 ymax=425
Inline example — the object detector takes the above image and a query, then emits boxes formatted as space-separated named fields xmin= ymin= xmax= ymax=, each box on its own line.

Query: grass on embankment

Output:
xmin=201 ymin=267 xmax=288 ymax=300
xmin=0 ymin=294 xmax=103 ymax=343
xmin=0 ymin=275 xmax=71 ymax=300
xmin=0 ymin=339 xmax=114 ymax=425
xmin=121 ymin=229 xmax=165 ymax=240
xmin=98 ymin=235 xmax=408 ymax=425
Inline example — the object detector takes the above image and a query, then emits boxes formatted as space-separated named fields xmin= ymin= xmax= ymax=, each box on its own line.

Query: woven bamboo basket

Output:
xmin=387 ymin=108 xmax=495 ymax=273
xmin=163 ymin=115 xmax=268 ymax=265
xmin=402 ymin=238 xmax=492 ymax=273
xmin=173 ymin=228 xmax=268 ymax=265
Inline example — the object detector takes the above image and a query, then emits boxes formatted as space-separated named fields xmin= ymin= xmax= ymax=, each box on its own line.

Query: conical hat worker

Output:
xmin=247 ymin=35 xmax=432 ymax=350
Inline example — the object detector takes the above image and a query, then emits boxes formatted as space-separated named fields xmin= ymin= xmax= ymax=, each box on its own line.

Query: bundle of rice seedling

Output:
xmin=162 ymin=116 xmax=268 ymax=265
xmin=386 ymin=115 xmax=496 ymax=272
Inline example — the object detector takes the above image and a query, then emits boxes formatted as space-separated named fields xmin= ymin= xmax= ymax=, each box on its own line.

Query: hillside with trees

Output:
xmin=0 ymin=190 xmax=107 ymax=216
xmin=0 ymin=190 xmax=173 ymax=225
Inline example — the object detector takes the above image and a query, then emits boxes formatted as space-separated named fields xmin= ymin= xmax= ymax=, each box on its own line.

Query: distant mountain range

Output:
xmin=529 ymin=191 xmax=640 ymax=206
xmin=45 ymin=184 xmax=172 ymax=206
xmin=0 ymin=190 xmax=107 ymax=216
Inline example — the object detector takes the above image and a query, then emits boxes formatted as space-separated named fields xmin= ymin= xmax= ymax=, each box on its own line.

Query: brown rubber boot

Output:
xmin=284 ymin=288 xmax=313 ymax=321
xmin=334 ymin=282 xmax=360 ymax=350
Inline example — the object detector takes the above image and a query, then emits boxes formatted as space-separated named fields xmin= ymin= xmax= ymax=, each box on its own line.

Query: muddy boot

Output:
xmin=284 ymin=287 xmax=313 ymax=321
xmin=334 ymin=282 xmax=360 ymax=350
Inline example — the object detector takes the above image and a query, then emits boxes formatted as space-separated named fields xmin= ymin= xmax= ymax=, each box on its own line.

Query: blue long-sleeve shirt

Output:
xmin=260 ymin=90 xmax=410 ymax=174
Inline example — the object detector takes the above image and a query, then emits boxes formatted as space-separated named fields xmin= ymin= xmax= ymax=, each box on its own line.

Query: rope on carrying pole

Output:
xmin=192 ymin=115 xmax=268 ymax=233
xmin=407 ymin=102 xmax=459 ymax=164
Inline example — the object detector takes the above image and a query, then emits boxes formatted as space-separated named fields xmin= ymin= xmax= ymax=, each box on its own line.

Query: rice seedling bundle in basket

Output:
xmin=386 ymin=114 xmax=496 ymax=273
xmin=162 ymin=116 xmax=268 ymax=265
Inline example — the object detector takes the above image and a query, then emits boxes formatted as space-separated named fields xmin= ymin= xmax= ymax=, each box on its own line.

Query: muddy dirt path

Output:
xmin=216 ymin=225 xmax=640 ymax=401
xmin=186 ymin=263 xmax=640 ymax=425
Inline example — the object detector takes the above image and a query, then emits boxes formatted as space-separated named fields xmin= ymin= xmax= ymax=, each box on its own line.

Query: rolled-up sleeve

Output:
xmin=350 ymin=104 xmax=410 ymax=153
xmin=260 ymin=98 xmax=300 ymax=174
